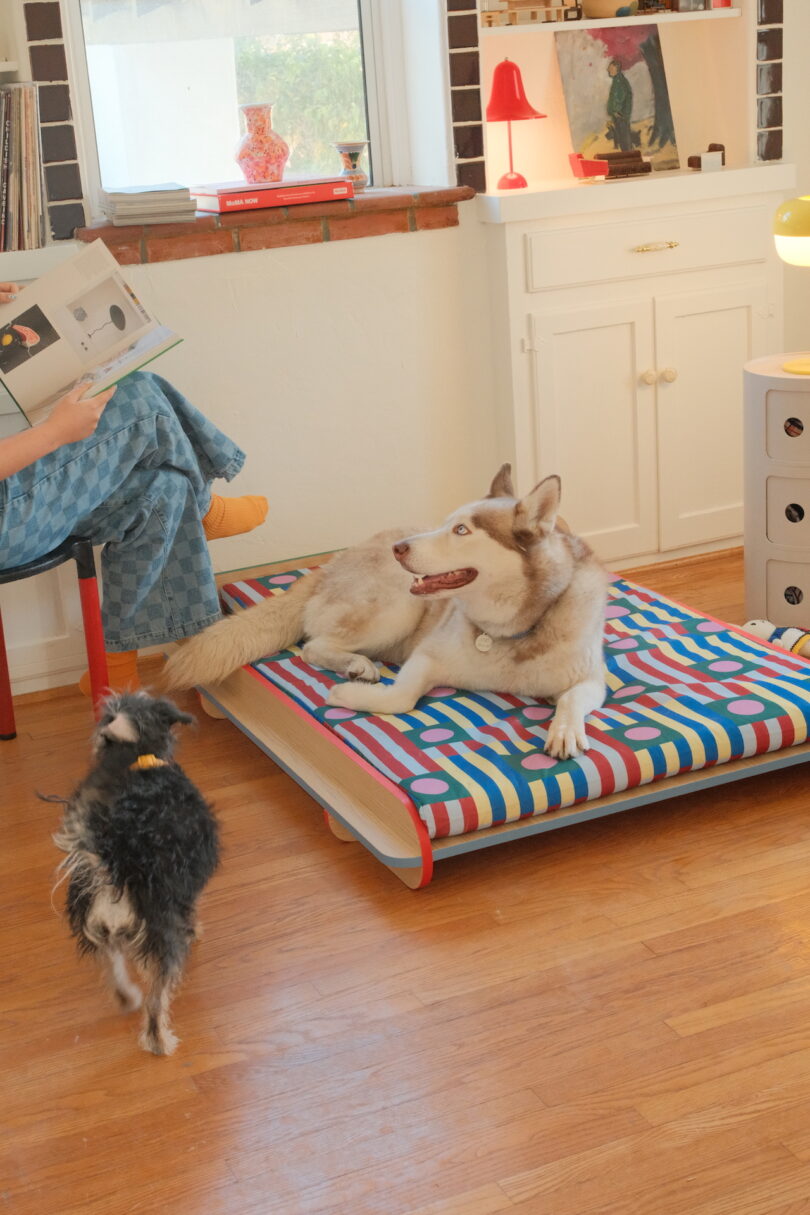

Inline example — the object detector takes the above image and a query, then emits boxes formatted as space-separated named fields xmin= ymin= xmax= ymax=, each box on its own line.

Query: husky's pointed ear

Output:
xmin=487 ymin=463 xmax=515 ymax=499
xmin=515 ymin=474 xmax=561 ymax=540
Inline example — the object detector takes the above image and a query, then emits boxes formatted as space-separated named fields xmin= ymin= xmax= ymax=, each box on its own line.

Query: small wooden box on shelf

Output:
xmin=481 ymin=1 xmax=582 ymax=26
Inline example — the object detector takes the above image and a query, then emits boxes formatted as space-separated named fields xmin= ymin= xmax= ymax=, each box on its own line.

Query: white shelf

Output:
xmin=480 ymin=9 xmax=741 ymax=34
xmin=476 ymin=162 xmax=795 ymax=223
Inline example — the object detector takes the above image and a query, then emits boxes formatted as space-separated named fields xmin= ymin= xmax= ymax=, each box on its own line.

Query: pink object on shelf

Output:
xmin=569 ymin=152 xmax=609 ymax=179
xmin=235 ymin=103 xmax=289 ymax=184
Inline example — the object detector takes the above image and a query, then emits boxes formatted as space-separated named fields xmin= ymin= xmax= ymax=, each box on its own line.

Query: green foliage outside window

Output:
xmin=235 ymin=33 xmax=368 ymax=178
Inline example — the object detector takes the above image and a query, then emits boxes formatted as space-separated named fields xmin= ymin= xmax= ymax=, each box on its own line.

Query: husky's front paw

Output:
xmin=545 ymin=716 xmax=589 ymax=760
xmin=345 ymin=655 xmax=380 ymax=682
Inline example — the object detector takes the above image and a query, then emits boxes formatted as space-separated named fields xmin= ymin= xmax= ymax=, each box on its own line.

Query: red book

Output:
xmin=191 ymin=177 xmax=354 ymax=213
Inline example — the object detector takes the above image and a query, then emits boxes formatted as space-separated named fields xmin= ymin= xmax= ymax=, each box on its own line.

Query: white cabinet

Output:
xmin=527 ymin=278 xmax=769 ymax=562
xmin=479 ymin=169 xmax=791 ymax=565
xmin=528 ymin=296 xmax=658 ymax=560
xmin=654 ymin=281 xmax=768 ymax=552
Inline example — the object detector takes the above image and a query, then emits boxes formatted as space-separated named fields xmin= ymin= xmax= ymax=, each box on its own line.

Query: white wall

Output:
xmin=129 ymin=205 xmax=495 ymax=567
xmin=781 ymin=0 xmax=810 ymax=352
xmin=5 ymin=204 xmax=496 ymax=692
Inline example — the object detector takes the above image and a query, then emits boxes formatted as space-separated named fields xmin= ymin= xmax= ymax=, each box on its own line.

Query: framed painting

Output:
xmin=555 ymin=24 xmax=679 ymax=171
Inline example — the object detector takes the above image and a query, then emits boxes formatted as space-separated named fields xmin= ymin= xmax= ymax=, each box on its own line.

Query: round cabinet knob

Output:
xmin=660 ymin=367 xmax=678 ymax=383
xmin=640 ymin=370 xmax=656 ymax=386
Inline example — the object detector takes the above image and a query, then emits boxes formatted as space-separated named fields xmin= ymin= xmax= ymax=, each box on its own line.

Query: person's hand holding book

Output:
xmin=45 ymin=382 xmax=117 ymax=446
xmin=0 ymin=282 xmax=19 ymax=304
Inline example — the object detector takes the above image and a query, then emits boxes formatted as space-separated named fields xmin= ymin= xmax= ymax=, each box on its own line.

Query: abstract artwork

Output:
xmin=555 ymin=24 xmax=679 ymax=171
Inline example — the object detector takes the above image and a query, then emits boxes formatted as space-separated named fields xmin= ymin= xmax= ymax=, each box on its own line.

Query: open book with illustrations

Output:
xmin=0 ymin=239 xmax=181 ymax=426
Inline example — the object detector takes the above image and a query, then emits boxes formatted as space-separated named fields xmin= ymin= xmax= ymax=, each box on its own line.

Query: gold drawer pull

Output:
xmin=632 ymin=240 xmax=680 ymax=253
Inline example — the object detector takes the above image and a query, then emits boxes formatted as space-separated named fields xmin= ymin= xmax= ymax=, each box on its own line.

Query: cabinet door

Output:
xmin=655 ymin=280 xmax=769 ymax=551
xmin=529 ymin=298 xmax=658 ymax=563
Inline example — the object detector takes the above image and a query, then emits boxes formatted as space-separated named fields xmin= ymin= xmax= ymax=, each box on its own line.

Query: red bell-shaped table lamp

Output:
xmin=486 ymin=58 xmax=546 ymax=190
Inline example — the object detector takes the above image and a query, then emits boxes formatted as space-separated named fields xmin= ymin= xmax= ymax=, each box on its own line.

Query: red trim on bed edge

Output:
xmin=242 ymin=664 xmax=434 ymax=885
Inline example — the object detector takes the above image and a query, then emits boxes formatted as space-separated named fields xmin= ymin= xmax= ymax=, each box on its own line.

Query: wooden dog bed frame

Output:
xmin=199 ymin=557 xmax=810 ymax=889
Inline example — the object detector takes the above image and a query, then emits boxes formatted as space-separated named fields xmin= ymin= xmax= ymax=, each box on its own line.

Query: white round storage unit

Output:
xmin=744 ymin=353 xmax=810 ymax=627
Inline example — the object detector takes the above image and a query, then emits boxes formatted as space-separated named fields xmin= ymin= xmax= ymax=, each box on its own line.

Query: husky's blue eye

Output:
xmin=453 ymin=524 xmax=470 ymax=536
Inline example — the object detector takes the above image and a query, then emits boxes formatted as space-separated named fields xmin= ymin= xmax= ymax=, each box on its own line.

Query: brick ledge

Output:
xmin=75 ymin=186 xmax=475 ymax=264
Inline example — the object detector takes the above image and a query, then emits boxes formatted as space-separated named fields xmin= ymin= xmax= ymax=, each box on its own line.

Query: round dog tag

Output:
xmin=475 ymin=632 xmax=493 ymax=653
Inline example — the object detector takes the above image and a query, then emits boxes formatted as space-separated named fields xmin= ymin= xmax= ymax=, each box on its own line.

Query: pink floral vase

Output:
xmin=235 ymin=103 xmax=289 ymax=184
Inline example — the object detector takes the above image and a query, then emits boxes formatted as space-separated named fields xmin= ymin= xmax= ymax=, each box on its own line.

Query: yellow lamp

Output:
xmin=774 ymin=196 xmax=810 ymax=374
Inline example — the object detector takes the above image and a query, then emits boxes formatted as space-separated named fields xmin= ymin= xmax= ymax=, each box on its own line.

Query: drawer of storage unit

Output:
xmin=766 ymin=559 xmax=810 ymax=627
xmin=767 ymin=477 xmax=810 ymax=548
xmin=525 ymin=208 xmax=770 ymax=292
xmin=766 ymin=390 xmax=810 ymax=464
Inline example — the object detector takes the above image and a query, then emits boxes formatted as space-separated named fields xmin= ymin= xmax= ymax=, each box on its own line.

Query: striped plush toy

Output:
xmin=744 ymin=619 xmax=810 ymax=658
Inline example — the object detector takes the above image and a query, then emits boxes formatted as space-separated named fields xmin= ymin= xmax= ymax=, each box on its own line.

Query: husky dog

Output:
xmin=52 ymin=693 xmax=220 ymax=1056
xmin=163 ymin=467 xmax=609 ymax=758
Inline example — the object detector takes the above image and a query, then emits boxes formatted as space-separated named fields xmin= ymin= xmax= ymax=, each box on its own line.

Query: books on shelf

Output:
xmin=101 ymin=183 xmax=197 ymax=226
xmin=191 ymin=176 xmax=353 ymax=214
xmin=0 ymin=239 xmax=182 ymax=426
xmin=1 ymin=82 xmax=46 ymax=252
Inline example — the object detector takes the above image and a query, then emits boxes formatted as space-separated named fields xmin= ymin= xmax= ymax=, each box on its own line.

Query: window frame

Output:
xmin=61 ymin=0 xmax=413 ymax=223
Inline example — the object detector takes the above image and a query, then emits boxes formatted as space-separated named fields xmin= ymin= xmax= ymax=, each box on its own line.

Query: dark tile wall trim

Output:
xmin=756 ymin=27 xmax=783 ymax=61
xmin=757 ymin=95 xmax=782 ymax=130
xmin=453 ymin=124 xmax=484 ymax=161
xmin=758 ymin=129 xmax=783 ymax=162
xmin=451 ymin=87 xmax=482 ymax=124
xmin=449 ymin=50 xmax=480 ymax=88
xmin=758 ymin=0 xmax=783 ymax=24
xmin=446 ymin=4 xmax=483 ymax=191
xmin=24 ymin=2 xmax=62 ymax=41
xmin=23 ymin=0 xmax=87 ymax=239
xmin=447 ymin=13 xmax=479 ymax=49
xmin=757 ymin=61 xmax=782 ymax=96
xmin=756 ymin=2 xmax=784 ymax=166
xmin=456 ymin=161 xmax=486 ymax=193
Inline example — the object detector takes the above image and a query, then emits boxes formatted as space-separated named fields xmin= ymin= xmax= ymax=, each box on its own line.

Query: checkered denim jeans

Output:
xmin=0 ymin=372 xmax=245 ymax=651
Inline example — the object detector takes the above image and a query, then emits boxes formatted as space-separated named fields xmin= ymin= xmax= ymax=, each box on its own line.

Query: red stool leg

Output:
xmin=72 ymin=541 xmax=109 ymax=720
xmin=0 ymin=606 xmax=16 ymax=740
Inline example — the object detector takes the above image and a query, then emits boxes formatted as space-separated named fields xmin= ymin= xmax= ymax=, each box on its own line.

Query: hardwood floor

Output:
xmin=4 ymin=547 xmax=810 ymax=1214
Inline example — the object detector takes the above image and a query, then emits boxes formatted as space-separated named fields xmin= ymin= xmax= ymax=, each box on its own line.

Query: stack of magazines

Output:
xmin=1 ymin=83 xmax=46 ymax=251
xmin=101 ymin=184 xmax=196 ymax=226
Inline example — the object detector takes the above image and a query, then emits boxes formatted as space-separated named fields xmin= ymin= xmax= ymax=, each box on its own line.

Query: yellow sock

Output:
xmin=202 ymin=494 xmax=268 ymax=541
xmin=78 ymin=650 xmax=140 ymax=697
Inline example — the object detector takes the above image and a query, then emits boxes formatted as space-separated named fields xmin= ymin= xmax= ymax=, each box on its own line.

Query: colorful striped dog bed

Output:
xmin=204 ymin=567 xmax=810 ymax=887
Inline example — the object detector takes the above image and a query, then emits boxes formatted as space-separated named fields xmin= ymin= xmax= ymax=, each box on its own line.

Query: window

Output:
xmin=67 ymin=0 xmax=375 ymax=201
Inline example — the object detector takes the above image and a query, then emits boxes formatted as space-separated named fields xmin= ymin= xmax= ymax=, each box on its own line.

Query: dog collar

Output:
xmin=474 ymin=626 xmax=536 ymax=653
xmin=130 ymin=754 xmax=169 ymax=771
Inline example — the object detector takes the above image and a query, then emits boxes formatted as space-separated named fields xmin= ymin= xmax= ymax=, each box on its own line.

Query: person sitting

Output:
xmin=0 ymin=281 xmax=267 ymax=693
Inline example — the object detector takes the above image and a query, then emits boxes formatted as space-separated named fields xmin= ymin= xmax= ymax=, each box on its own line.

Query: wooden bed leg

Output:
xmin=197 ymin=691 xmax=228 ymax=719
xmin=324 ymin=812 xmax=355 ymax=842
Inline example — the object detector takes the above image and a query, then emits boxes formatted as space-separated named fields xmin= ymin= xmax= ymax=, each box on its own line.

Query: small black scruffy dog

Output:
xmin=52 ymin=692 xmax=220 ymax=1056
